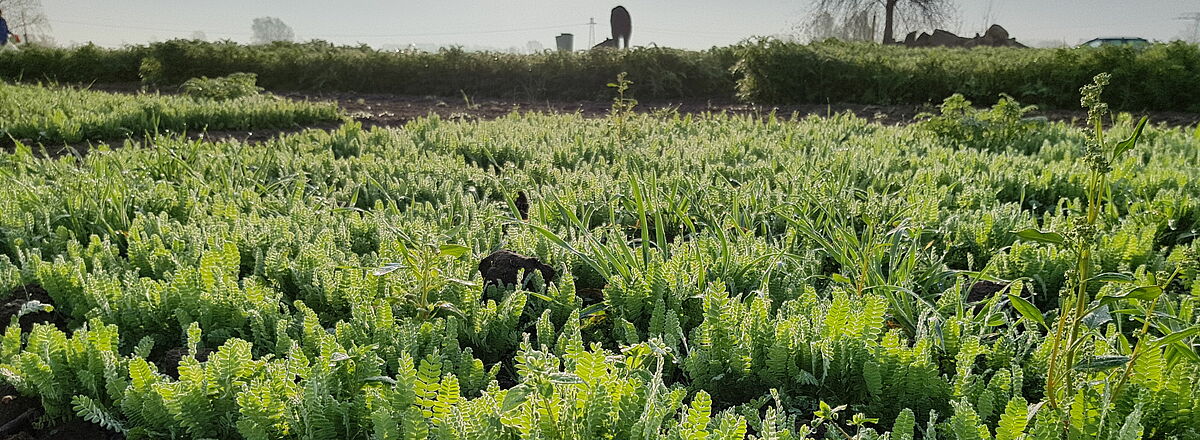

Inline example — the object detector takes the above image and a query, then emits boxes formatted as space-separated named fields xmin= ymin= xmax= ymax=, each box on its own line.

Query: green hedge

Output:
xmin=1 ymin=40 xmax=737 ymax=101
xmin=0 ymin=43 xmax=146 ymax=83
xmin=735 ymin=39 xmax=1200 ymax=111
xmin=4 ymin=39 xmax=1200 ymax=110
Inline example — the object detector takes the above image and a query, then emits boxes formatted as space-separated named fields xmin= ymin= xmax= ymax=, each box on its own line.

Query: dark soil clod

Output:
xmin=34 ymin=417 xmax=123 ymax=440
xmin=155 ymin=347 xmax=214 ymax=379
xmin=478 ymin=250 xmax=557 ymax=294
xmin=0 ymin=385 xmax=45 ymax=440
xmin=515 ymin=191 xmax=529 ymax=220
xmin=577 ymin=287 xmax=605 ymax=304
xmin=966 ymin=280 xmax=1009 ymax=303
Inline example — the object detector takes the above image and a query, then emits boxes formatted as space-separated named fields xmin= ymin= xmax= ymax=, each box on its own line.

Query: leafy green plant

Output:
xmin=1003 ymin=73 xmax=1199 ymax=438
xmin=917 ymin=93 xmax=1050 ymax=154
xmin=180 ymin=72 xmax=263 ymax=100
xmin=1 ymin=82 xmax=1199 ymax=438
xmin=373 ymin=241 xmax=473 ymax=322
xmin=609 ymin=72 xmax=639 ymax=139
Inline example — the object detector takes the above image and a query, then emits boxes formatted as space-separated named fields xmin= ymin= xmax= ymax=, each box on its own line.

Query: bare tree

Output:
xmin=251 ymin=17 xmax=294 ymax=44
xmin=0 ymin=0 xmax=51 ymax=43
xmin=804 ymin=10 xmax=876 ymax=42
xmin=809 ymin=0 xmax=952 ymax=44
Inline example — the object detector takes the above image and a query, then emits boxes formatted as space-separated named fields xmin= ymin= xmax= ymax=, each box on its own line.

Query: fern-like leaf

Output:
xmin=73 ymin=394 xmax=126 ymax=434
xmin=995 ymin=397 xmax=1028 ymax=440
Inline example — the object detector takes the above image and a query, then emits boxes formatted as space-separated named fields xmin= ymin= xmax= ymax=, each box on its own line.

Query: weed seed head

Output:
xmin=1081 ymin=73 xmax=1111 ymax=129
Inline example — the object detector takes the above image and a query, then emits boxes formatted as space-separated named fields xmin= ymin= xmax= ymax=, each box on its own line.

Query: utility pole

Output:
xmin=588 ymin=17 xmax=596 ymax=47
xmin=1179 ymin=13 xmax=1200 ymax=43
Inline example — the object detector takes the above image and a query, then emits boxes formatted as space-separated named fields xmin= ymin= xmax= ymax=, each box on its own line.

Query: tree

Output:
xmin=0 ymin=0 xmax=51 ymax=43
xmin=804 ymin=10 xmax=876 ymax=42
xmin=251 ymin=17 xmax=294 ymax=44
xmin=808 ymin=0 xmax=952 ymax=44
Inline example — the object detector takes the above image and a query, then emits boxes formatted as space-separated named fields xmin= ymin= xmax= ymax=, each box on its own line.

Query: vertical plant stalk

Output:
xmin=1044 ymin=73 xmax=1111 ymax=410
xmin=1043 ymin=74 xmax=1153 ymax=436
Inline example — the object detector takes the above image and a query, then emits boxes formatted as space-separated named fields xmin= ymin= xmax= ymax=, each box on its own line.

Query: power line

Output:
xmin=1178 ymin=13 xmax=1200 ymax=42
xmin=588 ymin=17 xmax=596 ymax=47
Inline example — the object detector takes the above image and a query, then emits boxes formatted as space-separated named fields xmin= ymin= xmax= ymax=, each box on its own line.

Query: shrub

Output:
xmin=180 ymin=72 xmax=262 ymax=100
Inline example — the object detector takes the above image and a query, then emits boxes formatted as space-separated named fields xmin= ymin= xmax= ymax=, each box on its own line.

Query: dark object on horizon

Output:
xmin=515 ymin=191 xmax=529 ymax=220
xmin=610 ymin=6 xmax=631 ymax=49
xmin=1079 ymin=37 xmax=1149 ymax=49
xmin=555 ymin=33 xmax=574 ymax=52
xmin=478 ymin=250 xmax=557 ymax=293
xmin=904 ymin=24 xmax=1026 ymax=48
xmin=592 ymin=38 xmax=618 ymax=49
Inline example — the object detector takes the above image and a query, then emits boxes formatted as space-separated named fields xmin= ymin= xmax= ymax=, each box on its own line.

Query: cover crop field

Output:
xmin=0 ymin=74 xmax=1198 ymax=439
xmin=0 ymin=80 xmax=342 ymax=145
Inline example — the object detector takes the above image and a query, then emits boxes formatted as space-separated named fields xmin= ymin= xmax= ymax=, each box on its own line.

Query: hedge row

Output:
xmin=0 ymin=40 xmax=737 ymax=101
xmin=734 ymin=39 xmax=1200 ymax=111
xmin=3 ymin=39 xmax=1199 ymax=110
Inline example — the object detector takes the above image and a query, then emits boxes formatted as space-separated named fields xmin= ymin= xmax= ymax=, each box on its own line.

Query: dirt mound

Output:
xmin=905 ymin=24 xmax=1026 ymax=48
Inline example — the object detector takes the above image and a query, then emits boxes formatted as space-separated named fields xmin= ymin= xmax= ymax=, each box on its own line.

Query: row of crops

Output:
xmin=0 ymin=76 xmax=1198 ymax=438
xmin=0 ymin=79 xmax=341 ymax=145
xmin=3 ymin=39 xmax=1200 ymax=110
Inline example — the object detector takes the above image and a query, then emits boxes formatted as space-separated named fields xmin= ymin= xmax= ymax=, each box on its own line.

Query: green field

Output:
xmin=0 ymin=75 xmax=1199 ymax=439
xmin=0 ymin=81 xmax=342 ymax=145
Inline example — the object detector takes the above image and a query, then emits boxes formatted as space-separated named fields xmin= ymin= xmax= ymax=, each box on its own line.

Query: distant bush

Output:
xmin=180 ymin=72 xmax=262 ymax=100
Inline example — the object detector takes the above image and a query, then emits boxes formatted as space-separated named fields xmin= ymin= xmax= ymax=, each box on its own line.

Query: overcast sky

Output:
xmin=30 ymin=0 xmax=1200 ymax=50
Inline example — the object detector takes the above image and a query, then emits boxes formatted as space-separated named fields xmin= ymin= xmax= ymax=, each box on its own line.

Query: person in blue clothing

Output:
xmin=0 ymin=10 xmax=15 ymax=47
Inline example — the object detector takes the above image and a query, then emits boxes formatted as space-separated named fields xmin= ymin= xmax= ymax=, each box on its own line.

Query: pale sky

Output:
xmin=29 ymin=1 xmax=1200 ymax=50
